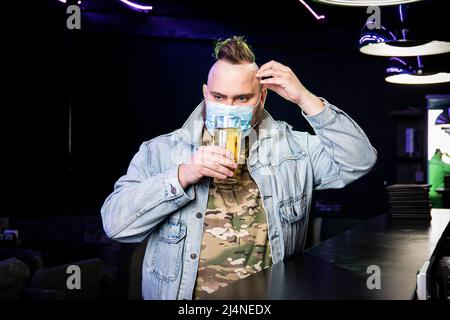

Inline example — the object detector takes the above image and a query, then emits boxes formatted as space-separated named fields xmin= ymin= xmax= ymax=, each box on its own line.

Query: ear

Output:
xmin=260 ymin=87 xmax=268 ymax=108
xmin=202 ymin=84 xmax=208 ymax=101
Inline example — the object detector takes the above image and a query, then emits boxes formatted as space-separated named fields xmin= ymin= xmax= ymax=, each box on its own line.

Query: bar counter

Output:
xmin=203 ymin=209 xmax=450 ymax=300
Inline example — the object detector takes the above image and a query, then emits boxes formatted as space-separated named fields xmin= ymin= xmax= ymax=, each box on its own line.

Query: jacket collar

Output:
xmin=177 ymin=100 xmax=281 ymax=146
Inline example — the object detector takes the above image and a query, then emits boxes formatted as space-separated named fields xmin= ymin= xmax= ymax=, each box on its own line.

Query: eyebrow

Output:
xmin=210 ymin=91 xmax=255 ymax=98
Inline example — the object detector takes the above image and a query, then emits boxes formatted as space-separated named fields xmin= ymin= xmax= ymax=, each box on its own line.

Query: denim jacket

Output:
xmin=101 ymin=98 xmax=377 ymax=300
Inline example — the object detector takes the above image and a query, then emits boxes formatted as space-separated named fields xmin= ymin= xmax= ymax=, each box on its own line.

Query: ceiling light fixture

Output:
xmin=359 ymin=4 xmax=450 ymax=56
xmin=385 ymin=56 xmax=450 ymax=84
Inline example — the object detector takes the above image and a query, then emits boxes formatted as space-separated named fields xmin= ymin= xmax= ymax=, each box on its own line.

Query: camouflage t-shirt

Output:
xmin=193 ymin=129 xmax=273 ymax=299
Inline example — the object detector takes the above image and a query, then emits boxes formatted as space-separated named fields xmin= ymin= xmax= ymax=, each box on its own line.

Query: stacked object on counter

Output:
xmin=386 ymin=184 xmax=432 ymax=219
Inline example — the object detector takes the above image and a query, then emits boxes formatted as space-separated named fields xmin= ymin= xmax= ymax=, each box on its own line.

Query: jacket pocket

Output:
xmin=278 ymin=194 xmax=306 ymax=223
xmin=149 ymin=217 xmax=186 ymax=282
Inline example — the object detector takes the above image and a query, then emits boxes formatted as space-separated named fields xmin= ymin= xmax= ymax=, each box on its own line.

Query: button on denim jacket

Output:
xmin=101 ymin=98 xmax=377 ymax=300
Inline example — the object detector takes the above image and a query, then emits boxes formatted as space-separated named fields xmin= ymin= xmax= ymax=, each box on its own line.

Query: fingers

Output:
xmin=257 ymin=60 xmax=278 ymax=74
xmin=256 ymin=60 xmax=289 ymax=76
xmin=199 ymin=167 xmax=228 ymax=180
xmin=199 ymin=145 xmax=234 ymax=159
xmin=194 ymin=145 xmax=239 ymax=181
xmin=199 ymin=147 xmax=237 ymax=167
xmin=202 ymin=159 xmax=235 ymax=177
xmin=195 ymin=146 xmax=238 ymax=171
xmin=197 ymin=151 xmax=237 ymax=169
xmin=256 ymin=69 xmax=283 ymax=79
xmin=203 ymin=152 xmax=238 ymax=169
xmin=209 ymin=154 xmax=238 ymax=169
xmin=259 ymin=77 xmax=284 ymax=86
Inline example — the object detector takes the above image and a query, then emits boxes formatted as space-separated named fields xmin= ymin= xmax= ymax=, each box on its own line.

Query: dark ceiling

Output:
xmin=77 ymin=0 xmax=449 ymax=30
xmin=63 ymin=0 xmax=449 ymax=71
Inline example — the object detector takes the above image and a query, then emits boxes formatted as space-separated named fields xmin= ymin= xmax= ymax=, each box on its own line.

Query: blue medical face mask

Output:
xmin=204 ymin=94 xmax=262 ymax=136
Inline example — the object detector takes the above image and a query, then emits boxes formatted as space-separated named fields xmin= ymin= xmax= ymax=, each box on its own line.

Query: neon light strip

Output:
xmin=58 ymin=0 xmax=81 ymax=4
xmin=380 ymin=25 xmax=397 ymax=41
xmin=390 ymin=57 xmax=408 ymax=65
xmin=119 ymin=0 xmax=153 ymax=10
xmin=298 ymin=0 xmax=325 ymax=20
xmin=417 ymin=56 xmax=423 ymax=68
xmin=386 ymin=67 xmax=405 ymax=73
xmin=399 ymin=4 xmax=404 ymax=23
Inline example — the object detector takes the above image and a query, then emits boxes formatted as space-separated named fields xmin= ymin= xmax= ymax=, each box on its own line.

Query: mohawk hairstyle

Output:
xmin=213 ymin=36 xmax=256 ymax=64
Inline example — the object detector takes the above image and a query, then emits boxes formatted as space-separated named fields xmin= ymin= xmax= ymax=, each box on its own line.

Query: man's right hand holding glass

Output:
xmin=178 ymin=145 xmax=238 ymax=189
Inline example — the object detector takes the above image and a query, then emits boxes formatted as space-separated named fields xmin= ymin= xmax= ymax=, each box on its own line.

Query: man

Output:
xmin=101 ymin=36 xmax=377 ymax=300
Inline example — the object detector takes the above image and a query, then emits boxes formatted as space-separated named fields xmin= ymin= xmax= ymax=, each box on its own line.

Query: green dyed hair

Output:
xmin=213 ymin=36 xmax=255 ymax=64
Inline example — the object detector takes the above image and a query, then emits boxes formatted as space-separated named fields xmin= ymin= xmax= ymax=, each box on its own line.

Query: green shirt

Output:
xmin=429 ymin=152 xmax=450 ymax=208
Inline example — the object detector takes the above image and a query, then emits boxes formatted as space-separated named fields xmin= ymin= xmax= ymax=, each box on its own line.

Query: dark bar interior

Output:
xmin=2 ymin=0 xmax=450 ymax=305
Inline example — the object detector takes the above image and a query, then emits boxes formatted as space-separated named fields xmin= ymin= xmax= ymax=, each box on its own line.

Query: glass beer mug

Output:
xmin=213 ymin=115 xmax=242 ymax=184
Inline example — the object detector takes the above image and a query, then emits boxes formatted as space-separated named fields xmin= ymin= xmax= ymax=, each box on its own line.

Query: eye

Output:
xmin=238 ymin=96 xmax=249 ymax=103
xmin=214 ymin=95 xmax=222 ymax=100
